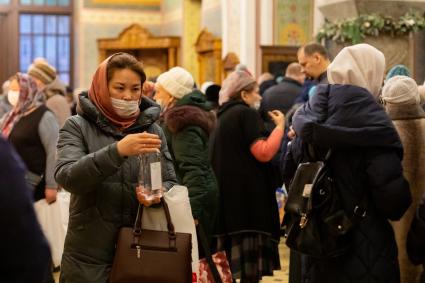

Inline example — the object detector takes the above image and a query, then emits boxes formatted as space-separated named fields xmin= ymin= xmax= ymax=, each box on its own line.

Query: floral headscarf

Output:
xmin=1 ymin=73 xmax=45 ymax=138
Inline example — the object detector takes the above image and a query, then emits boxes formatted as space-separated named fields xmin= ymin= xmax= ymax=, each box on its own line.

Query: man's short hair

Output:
xmin=285 ymin=62 xmax=303 ymax=77
xmin=299 ymin=43 xmax=329 ymax=60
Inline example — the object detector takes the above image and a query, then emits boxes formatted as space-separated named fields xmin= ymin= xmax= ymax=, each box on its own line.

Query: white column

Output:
xmin=260 ymin=0 xmax=274 ymax=45
xmin=239 ymin=0 xmax=257 ymax=76
xmin=220 ymin=0 xmax=228 ymax=56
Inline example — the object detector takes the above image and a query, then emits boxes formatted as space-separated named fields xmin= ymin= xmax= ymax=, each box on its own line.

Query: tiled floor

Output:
xmin=261 ymin=239 xmax=290 ymax=283
xmin=53 ymin=239 xmax=290 ymax=283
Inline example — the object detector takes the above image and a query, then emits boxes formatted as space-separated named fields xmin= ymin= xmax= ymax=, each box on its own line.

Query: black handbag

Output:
xmin=109 ymin=199 xmax=192 ymax=283
xmin=283 ymin=147 xmax=367 ymax=259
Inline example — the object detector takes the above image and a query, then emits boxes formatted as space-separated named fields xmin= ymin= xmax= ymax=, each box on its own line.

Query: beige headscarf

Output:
xmin=382 ymin=75 xmax=420 ymax=105
xmin=327 ymin=43 xmax=386 ymax=97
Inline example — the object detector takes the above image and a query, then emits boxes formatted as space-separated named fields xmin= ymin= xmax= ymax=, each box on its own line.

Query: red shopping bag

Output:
xmin=199 ymin=250 xmax=232 ymax=283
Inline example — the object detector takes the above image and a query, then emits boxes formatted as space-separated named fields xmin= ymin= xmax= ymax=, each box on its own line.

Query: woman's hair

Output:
xmin=228 ymin=81 xmax=257 ymax=101
xmin=106 ymin=53 xmax=146 ymax=84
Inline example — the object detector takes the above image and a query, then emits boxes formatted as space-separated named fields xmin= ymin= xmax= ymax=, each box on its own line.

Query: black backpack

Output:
xmin=282 ymin=145 xmax=367 ymax=259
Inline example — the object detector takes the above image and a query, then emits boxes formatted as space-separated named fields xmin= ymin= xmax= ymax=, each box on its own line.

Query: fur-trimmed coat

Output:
xmin=387 ymin=103 xmax=425 ymax=283
xmin=162 ymin=90 xmax=219 ymax=243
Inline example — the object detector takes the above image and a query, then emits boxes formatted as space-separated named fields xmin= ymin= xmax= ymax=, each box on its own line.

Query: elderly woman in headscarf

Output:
xmin=283 ymin=44 xmax=411 ymax=283
xmin=0 ymin=73 xmax=59 ymax=203
xmin=211 ymin=71 xmax=285 ymax=283
xmin=382 ymin=76 xmax=425 ymax=283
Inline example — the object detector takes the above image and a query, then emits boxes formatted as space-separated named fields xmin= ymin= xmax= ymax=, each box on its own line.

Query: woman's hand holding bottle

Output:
xmin=135 ymin=185 xmax=163 ymax=207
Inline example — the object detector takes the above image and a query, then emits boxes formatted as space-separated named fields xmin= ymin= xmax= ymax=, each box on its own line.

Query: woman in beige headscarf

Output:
xmin=283 ymin=44 xmax=411 ymax=283
xmin=382 ymin=76 xmax=425 ymax=283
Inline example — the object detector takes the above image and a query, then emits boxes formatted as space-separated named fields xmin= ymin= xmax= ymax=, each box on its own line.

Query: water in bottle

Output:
xmin=138 ymin=152 xmax=163 ymax=200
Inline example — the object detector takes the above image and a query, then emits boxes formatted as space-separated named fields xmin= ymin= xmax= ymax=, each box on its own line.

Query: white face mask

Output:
xmin=110 ymin=97 xmax=140 ymax=118
xmin=7 ymin=90 xmax=20 ymax=106
xmin=251 ymin=100 xmax=261 ymax=111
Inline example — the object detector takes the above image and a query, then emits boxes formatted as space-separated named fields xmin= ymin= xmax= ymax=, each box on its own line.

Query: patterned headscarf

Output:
xmin=1 ymin=73 xmax=45 ymax=138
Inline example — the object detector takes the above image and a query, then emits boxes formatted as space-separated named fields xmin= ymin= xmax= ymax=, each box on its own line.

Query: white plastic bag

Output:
xmin=34 ymin=191 xmax=70 ymax=267
xmin=142 ymin=185 xmax=199 ymax=281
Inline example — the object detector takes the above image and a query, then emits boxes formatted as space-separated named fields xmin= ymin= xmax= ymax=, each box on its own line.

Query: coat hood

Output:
xmin=293 ymin=84 xmax=403 ymax=154
xmin=164 ymin=91 xmax=216 ymax=134
xmin=77 ymin=91 xmax=160 ymax=137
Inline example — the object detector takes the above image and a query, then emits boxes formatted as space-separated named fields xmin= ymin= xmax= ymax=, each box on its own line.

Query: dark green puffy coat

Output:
xmin=55 ymin=92 xmax=177 ymax=283
xmin=162 ymin=90 xmax=219 ymax=244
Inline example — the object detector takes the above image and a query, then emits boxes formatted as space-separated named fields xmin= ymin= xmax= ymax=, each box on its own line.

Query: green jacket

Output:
xmin=162 ymin=90 xmax=219 ymax=243
xmin=55 ymin=93 xmax=177 ymax=283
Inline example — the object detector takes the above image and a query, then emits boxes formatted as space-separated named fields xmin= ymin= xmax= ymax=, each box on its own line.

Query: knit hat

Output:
xmin=156 ymin=67 xmax=194 ymax=99
xmin=219 ymin=71 xmax=256 ymax=105
xmin=200 ymin=81 xmax=214 ymax=94
xmin=328 ymin=43 xmax=385 ymax=98
xmin=382 ymin=75 xmax=420 ymax=105
xmin=27 ymin=58 xmax=57 ymax=85
xmin=205 ymin=84 xmax=221 ymax=104
xmin=385 ymin=64 xmax=411 ymax=81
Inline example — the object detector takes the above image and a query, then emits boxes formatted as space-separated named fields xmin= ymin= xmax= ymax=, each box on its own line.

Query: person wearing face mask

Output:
xmin=154 ymin=67 xmax=219 ymax=255
xmin=54 ymin=53 xmax=177 ymax=283
xmin=0 ymin=80 xmax=12 ymax=119
xmin=210 ymin=70 xmax=285 ymax=283
xmin=0 ymin=74 xmax=59 ymax=205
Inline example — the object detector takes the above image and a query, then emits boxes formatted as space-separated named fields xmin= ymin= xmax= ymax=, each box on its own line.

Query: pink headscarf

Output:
xmin=1 ymin=73 xmax=45 ymax=138
xmin=219 ymin=71 xmax=256 ymax=106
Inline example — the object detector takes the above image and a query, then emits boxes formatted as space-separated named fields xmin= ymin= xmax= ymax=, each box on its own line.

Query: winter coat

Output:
xmin=211 ymin=100 xmax=280 ymax=240
xmin=0 ymin=137 xmax=51 ymax=283
xmin=284 ymin=84 xmax=411 ymax=283
xmin=162 ymin=90 xmax=219 ymax=243
xmin=45 ymin=77 xmax=71 ymax=127
xmin=407 ymin=192 xmax=425 ymax=283
xmin=386 ymin=103 xmax=425 ymax=283
xmin=260 ymin=77 xmax=303 ymax=133
xmin=55 ymin=92 xmax=177 ymax=283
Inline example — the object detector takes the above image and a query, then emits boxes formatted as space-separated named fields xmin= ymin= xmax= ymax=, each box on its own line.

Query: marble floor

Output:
xmin=261 ymin=239 xmax=290 ymax=283
xmin=53 ymin=239 xmax=290 ymax=283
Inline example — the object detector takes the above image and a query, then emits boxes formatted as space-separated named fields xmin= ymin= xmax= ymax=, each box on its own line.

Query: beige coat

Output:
xmin=387 ymin=103 xmax=425 ymax=283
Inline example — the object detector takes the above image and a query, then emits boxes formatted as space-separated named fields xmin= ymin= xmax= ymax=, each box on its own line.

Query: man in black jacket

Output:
xmin=260 ymin=62 xmax=304 ymax=134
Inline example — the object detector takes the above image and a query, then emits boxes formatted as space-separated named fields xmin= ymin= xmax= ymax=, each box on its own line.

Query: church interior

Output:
xmin=1 ymin=0 xmax=423 ymax=92
xmin=2 ymin=1 xmax=425 ymax=283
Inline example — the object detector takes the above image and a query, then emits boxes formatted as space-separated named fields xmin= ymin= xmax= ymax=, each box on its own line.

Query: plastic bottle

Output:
xmin=138 ymin=152 xmax=163 ymax=200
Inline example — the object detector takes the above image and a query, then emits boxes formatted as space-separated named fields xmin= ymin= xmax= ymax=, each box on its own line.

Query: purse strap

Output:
xmin=133 ymin=199 xmax=177 ymax=246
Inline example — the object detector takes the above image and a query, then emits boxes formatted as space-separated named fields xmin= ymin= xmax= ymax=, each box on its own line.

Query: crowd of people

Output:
xmin=1 ymin=42 xmax=425 ymax=283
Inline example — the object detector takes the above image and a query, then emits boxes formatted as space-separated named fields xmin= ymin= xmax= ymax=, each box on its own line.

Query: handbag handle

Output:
xmin=133 ymin=199 xmax=177 ymax=246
